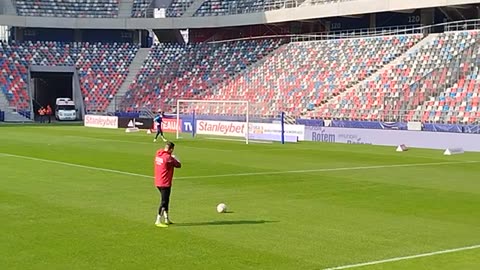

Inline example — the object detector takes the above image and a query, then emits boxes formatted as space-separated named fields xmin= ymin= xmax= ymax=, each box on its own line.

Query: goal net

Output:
xmin=175 ymin=99 xmax=292 ymax=144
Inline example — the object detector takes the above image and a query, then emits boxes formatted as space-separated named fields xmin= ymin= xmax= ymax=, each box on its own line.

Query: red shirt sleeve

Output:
xmin=168 ymin=156 xmax=182 ymax=168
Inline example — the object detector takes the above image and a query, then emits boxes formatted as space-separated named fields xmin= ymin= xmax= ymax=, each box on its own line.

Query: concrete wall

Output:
xmin=0 ymin=0 xmax=478 ymax=30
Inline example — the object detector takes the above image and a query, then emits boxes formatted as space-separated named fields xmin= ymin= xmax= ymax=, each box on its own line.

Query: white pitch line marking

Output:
xmin=1 ymin=153 xmax=151 ymax=179
xmin=2 ymin=153 xmax=479 ymax=269
xmin=175 ymin=160 xmax=478 ymax=180
xmin=1 ymin=153 xmax=477 ymax=180
xmin=323 ymin=244 xmax=480 ymax=270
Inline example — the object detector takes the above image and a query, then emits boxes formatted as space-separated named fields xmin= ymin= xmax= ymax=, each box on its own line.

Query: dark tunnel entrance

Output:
xmin=31 ymin=72 xmax=73 ymax=116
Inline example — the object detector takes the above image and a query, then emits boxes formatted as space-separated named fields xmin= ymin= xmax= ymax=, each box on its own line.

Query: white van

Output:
xmin=55 ymin=98 xmax=77 ymax=121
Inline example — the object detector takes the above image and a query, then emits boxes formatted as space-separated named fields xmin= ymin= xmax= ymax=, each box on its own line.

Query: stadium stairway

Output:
xmin=392 ymin=34 xmax=443 ymax=116
xmin=118 ymin=0 xmax=134 ymax=17
xmin=0 ymin=94 xmax=31 ymax=122
xmin=311 ymin=34 xmax=434 ymax=118
xmin=182 ymin=0 xmax=206 ymax=17
xmin=0 ymin=91 xmax=8 ymax=111
xmin=107 ymin=47 xmax=150 ymax=113
xmin=0 ymin=0 xmax=16 ymax=15
xmin=2 ymin=108 xmax=31 ymax=122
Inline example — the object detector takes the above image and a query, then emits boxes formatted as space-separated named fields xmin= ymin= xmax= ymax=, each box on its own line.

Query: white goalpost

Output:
xmin=176 ymin=99 xmax=251 ymax=144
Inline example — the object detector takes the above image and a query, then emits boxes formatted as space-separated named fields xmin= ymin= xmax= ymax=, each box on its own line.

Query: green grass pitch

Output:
xmin=1 ymin=125 xmax=480 ymax=269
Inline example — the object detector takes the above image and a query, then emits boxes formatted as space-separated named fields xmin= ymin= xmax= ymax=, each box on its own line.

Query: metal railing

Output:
xmin=291 ymin=24 xmax=425 ymax=42
xmin=204 ymin=24 xmax=423 ymax=44
xmin=306 ymin=109 xmax=480 ymax=125
xmin=204 ymin=19 xmax=480 ymax=45
xmin=445 ymin=18 xmax=480 ymax=32
xmin=193 ymin=19 xmax=480 ymax=46
xmin=291 ymin=19 xmax=480 ymax=42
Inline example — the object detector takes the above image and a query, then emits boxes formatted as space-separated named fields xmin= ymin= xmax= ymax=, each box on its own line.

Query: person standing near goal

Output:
xmin=153 ymin=110 xmax=168 ymax=142
xmin=154 ymin=141 xmax=182 ymax=228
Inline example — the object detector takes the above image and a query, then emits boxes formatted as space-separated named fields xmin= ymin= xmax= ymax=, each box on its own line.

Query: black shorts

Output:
xmin=156 ymin=124 xmax=163 ymax=132
xmin=157 ymin=186 xmax=171 ymax=211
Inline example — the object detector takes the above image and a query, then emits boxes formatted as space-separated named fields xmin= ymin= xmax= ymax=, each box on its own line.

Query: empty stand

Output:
xmin=193 ymin=0 xmax=347 ymax=16
xmin=166 ymin=0 xmax=194 ymax=17
xmin=316 ymin=31 xmax=480 ymax=124
xmin=131 ymin=0 xmax=194 ymax=17
xmin=15 ymin=0 xmax=119 ymax=18
xmin=76 ymin=42 xmax=138 ymax=112
xmin=2 ymin=31 xmax=479 ymax=125
xmin=415 ymin=31 xmax=480 ymax=124
xmin=204 ymin=35 xmax=422 ymax=117
xmin=131 ymin=0 xmax=150 ymax=17
xmin=0 ymin=42 xmax=30 ymax=111
xmin=0 ymin=41 xmax=138 ymax=112
xmin=120 ymin=39 xmax=283 ymax=112
xmin=194 ymin=0 xmax=274 ymax=16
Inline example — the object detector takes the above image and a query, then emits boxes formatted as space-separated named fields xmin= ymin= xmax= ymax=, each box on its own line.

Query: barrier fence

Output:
xmin=84 ymin=113 xmax=480 ymax=152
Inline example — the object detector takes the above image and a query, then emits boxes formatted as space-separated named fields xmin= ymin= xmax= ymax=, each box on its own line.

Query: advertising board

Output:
xmin=161 ymin=118 xmax=182 ymax=132
xmin=305 ymin=126 xmax=480 ymax=151
xmin=84 ymin=115 xmax=118 ymax=129
xmin=195 ymin=120 xmax=306 ymax=141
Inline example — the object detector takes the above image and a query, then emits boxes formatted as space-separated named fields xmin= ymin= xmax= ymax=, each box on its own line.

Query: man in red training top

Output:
xmin=154 ymin=141 xmax=181 ymax=228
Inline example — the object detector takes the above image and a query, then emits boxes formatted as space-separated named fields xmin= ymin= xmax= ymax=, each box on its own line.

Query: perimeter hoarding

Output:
xmin=305 ymin=126 xmax=480 ymax=151
xmin=195 ymin=120 xmax=305 ymax=141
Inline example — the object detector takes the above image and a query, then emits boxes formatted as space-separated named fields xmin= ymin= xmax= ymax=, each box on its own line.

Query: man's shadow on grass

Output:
xmin=175 ymin=219 xmax=278 ymax=227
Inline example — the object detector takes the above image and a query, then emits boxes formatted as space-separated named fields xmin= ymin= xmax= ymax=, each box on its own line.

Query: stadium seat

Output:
xmin=193 ymin=0 xmax=348 ymax=16
xmin=4 ymin=31 xmax=479 ymax=125
xmin=194 ymin=0 xmax=273 ymax=16
xmin=132 ymin=0 xmax=194 ymax=17
xmin=166 ymin=0 xmax=195 ymax=17
xmin=0 ymin=41 xmax=138 ymax=112
xmin=315 ymin=31 xmax=480 ymax=124
xmin=120 ymin=39 xmax=283 ymax=112
xmin=16 ymin=0 xmax=119 ymax=18
xmin=202 ymin=35 xmax=422 ymax=117
xmin=131 ymin=0 xmax=152 ymax=17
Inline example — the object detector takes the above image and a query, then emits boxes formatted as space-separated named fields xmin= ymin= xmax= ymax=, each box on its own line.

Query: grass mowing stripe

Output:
xmin=323 ymin=244 xmax=480 ymax=270
xmin=2 ymin=152 xmax=477 ymax=180
xmin=63 ymin=135 xmax=235 ymax=152
xmin=1 ymin=153 xmax=152 ymax=179
xmin=176 ymin=160 xmax=479 ymax=179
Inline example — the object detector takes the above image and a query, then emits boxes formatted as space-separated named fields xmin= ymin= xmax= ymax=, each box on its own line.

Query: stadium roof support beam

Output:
xmin=451 ymin=7 xmax=467 ymax=19
xmin=439 ymin=6 xmax=468 ymax=21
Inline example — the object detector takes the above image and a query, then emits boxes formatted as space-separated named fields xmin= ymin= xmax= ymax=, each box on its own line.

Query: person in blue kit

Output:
xmin=154 ymin=110 xmax=168 ymax=143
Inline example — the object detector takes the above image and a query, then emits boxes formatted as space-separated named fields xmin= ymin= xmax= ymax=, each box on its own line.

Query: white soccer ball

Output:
xmin=216 ymin=203 xmax=227 ymax=213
